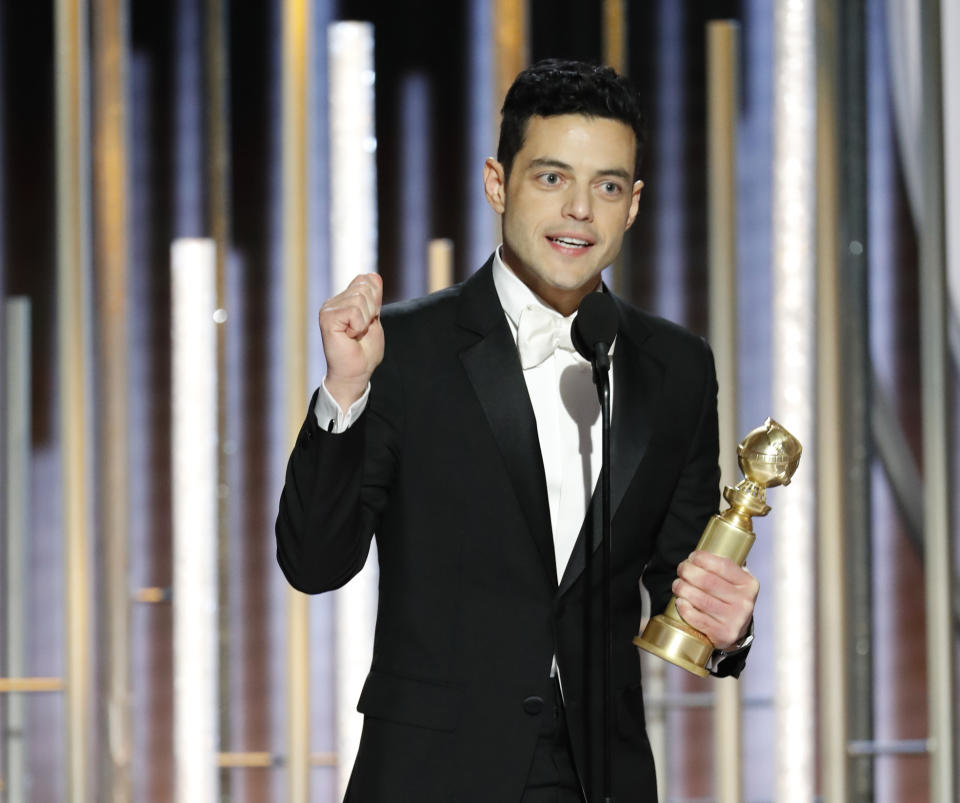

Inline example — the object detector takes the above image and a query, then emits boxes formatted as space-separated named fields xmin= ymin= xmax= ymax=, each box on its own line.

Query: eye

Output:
xmin=538 ymin=172 xmax=562 ymax=186
xmin=599 ymin=181 xmax=623 ymax=196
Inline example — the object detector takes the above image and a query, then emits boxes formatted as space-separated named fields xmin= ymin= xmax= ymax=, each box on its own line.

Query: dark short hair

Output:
xmin=497 ymin=59 xmax=646 ymax=180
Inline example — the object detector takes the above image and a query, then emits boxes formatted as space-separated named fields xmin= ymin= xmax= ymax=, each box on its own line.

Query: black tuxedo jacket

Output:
xmin=276 ymin=258 xmax=746 ymax=802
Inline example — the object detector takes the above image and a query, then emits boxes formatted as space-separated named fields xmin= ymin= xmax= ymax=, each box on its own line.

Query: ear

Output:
xmin=624 ymin=179 xmax=644 ymax=230
xmin=483 ymin=157 xmax=507 ymax=214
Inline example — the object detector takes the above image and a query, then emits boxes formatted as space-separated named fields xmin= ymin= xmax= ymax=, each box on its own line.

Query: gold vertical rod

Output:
xmin=428 ymin=239 xmax=454 ymax=293
xmin=92 ymin=0 xmax=131 ymax=798
xmin=492 ymin=0 xmax=527 ymax=248
xmin=706 ymin=22 xmax=742 ymax=803
xmin=56 ymin=0 xmax=93 ymax=798
xmin=283 ymin=1 xmax=311 ymax=801
xmin=603 ymin=0 xmax=628 ymax=295
xmin=602 ymin=0 xmax=626 ymax=75
xmin=814 ymin=2 xmax=849 ymax=799
xmin=205 ymin=0 xmax=233 ymax=783
xmin=918 ymin=0 xmax=957 ymax=799
xmin=493 ymin=0 xmax=527 ymax=121
xmin=4 ymin=299 xmax=31 ymax=803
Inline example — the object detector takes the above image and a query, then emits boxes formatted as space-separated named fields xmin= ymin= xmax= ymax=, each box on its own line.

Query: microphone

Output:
xmin=571 ymin=291 xmax=618 ymax=371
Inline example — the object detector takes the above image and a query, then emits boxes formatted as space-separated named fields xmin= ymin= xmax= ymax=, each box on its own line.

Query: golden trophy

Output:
xmin=633 ymin=418 xmax=802 ymax=676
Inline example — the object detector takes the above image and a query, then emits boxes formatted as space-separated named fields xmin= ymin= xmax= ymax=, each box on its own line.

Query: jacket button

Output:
xmin=523 ymin=696 xmax=543 ymax=715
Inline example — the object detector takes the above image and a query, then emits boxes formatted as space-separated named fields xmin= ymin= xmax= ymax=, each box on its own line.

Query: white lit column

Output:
xmin=171 ymin=239 xmax=219 ymax=803
xmin=329 ymin=21 xmax=379 ymax=798
xmin=772 ymin=1 xmax=816 ymax=801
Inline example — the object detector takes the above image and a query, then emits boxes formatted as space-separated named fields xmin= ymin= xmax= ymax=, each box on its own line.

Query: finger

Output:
xmin=672 ymin=577 xmax=729 ymax=620
xmin=686 ymin=550 xmax=749 ymax=582
xmin=676 ymin=558 xmax=759 ymax=606
xmin=320 ymin=278 xmax=383 ymax=333
xmin=673 ymin=576 xmax=755 ymax=621
xmin=319 ymin=297 xmax=375 ymax=338
xmin=683 ymin=553 xmax=760 ymax=595
xmin=673 ymin=598 xmax=721 ymax=646
xmin=674 ymin=596 xmax=750 ymax=650
xmin=345 ymin=273 xmax=383 ymax=310
xmin=338 ymin=275 xmax=383 ymax=327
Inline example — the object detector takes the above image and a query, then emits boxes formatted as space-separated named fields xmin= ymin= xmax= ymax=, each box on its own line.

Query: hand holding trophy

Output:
xmin=633 ymin=418 xmax=802 ymax=676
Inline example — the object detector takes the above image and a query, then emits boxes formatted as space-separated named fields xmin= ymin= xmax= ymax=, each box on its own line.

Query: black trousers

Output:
xmin=520 ymin=678 xmax=585 ymax=803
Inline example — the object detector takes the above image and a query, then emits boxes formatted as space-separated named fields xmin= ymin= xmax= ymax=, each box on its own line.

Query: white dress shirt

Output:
xmin=490 ymin=250 xmax=612 ymax=582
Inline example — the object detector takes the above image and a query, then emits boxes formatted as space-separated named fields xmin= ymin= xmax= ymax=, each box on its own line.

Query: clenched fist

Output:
xmin=318 ymin=273 xmax=385 ymax=410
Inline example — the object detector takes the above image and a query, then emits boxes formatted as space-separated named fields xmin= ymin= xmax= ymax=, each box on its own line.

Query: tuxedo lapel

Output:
xmin=557 ymin=297 xmax=662 ymax=597
xmin=608 ymin=310 xmax=662 ymax=518
xmin=456 ymin=263 xmax=558 ymax=582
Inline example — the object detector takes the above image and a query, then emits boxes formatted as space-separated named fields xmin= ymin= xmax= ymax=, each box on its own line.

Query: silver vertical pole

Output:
xmin=465 ymin=0 xmax=496 ymax=270
xmin=815 ymin=3 xmax=850 ymax=797
xmin=918 ymin=0 xmax=957 ymax=799
xmin=4 ymin=299 xmax=31 ymax=803
xmin=204 ymin=0 xmax=233 ymax=790
xmin=835 ymin=3 xmax=873 ymax=799
xmin=91 ymin=0 xmax=132 ymax=796
xmin=706 ymin=21 xmax=742 ymax=803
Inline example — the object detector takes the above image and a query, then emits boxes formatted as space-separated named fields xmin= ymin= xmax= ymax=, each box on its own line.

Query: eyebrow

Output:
xmin=526 ymin=158 xmax=631 ymax=181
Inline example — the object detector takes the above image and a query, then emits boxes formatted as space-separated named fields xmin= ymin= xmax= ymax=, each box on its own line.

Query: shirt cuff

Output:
xmin=314 ymin=379 xmax=370 ymax=433
xmin=706 ymin=622 xmax=755 ymax=674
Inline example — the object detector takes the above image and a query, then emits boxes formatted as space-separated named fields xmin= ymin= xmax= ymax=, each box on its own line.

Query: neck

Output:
xmin=500 ymin=251 xmax=600 ymax=317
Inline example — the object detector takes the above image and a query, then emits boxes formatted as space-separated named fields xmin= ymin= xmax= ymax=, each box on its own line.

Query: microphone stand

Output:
xmin=591 ymin=342 xmax=614 ymax=803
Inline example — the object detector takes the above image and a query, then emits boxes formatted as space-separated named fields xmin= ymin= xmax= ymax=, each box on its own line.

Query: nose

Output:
xmin=562 ymin=184 xmax=593 ymax=221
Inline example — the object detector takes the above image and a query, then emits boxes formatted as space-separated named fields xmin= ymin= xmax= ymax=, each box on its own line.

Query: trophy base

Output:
xmin=633 ymin=614 xmax=714 ymax=678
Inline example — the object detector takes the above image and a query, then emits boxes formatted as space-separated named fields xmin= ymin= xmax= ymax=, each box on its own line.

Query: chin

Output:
xmin=556 ymin=273 xmax=603 ymax=292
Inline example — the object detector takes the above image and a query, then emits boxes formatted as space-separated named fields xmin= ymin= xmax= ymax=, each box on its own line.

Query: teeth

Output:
xmin=551 ymin=237 xmax=590 ymax=247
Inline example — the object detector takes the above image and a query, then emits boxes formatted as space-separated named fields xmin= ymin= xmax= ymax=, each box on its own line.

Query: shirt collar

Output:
xmin=492 ymin=245 xmax=576 ymax=331
xmin=491 ymin=245 xmax=617 ymax=356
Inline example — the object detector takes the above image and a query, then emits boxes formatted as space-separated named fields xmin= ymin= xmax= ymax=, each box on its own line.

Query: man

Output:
xmin=276 ymin=59 xmax=758 ymax=802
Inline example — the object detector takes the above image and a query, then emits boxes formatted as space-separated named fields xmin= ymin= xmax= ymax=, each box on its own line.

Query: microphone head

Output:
xmin=571 ymin=291 xmax=618 ymax=362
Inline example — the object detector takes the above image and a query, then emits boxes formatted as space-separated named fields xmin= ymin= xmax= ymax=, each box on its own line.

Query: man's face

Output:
xmin=483 ymin=114 xmax=643 ymax=315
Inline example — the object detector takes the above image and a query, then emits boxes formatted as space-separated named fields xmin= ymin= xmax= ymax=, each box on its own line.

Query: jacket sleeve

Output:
xmin=275 ymin=351 xmax=402 ymax=594
xmin=640 ymin=339 xmax=751 ymax=679
xmin=641 ymin=338 xmax=720 ymax=614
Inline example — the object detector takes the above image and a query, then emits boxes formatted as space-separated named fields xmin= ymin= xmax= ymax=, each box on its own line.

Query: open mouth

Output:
xmin=547 ymin=236 xmax=593 ymax=249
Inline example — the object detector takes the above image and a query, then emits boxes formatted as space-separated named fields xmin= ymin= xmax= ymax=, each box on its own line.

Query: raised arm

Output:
xmin=275 ymin=273 xmax=397 ymax=594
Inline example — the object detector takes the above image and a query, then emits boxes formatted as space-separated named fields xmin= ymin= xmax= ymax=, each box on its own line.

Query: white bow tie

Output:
xmin=516 ymin=305 xmax=578 ymax=369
